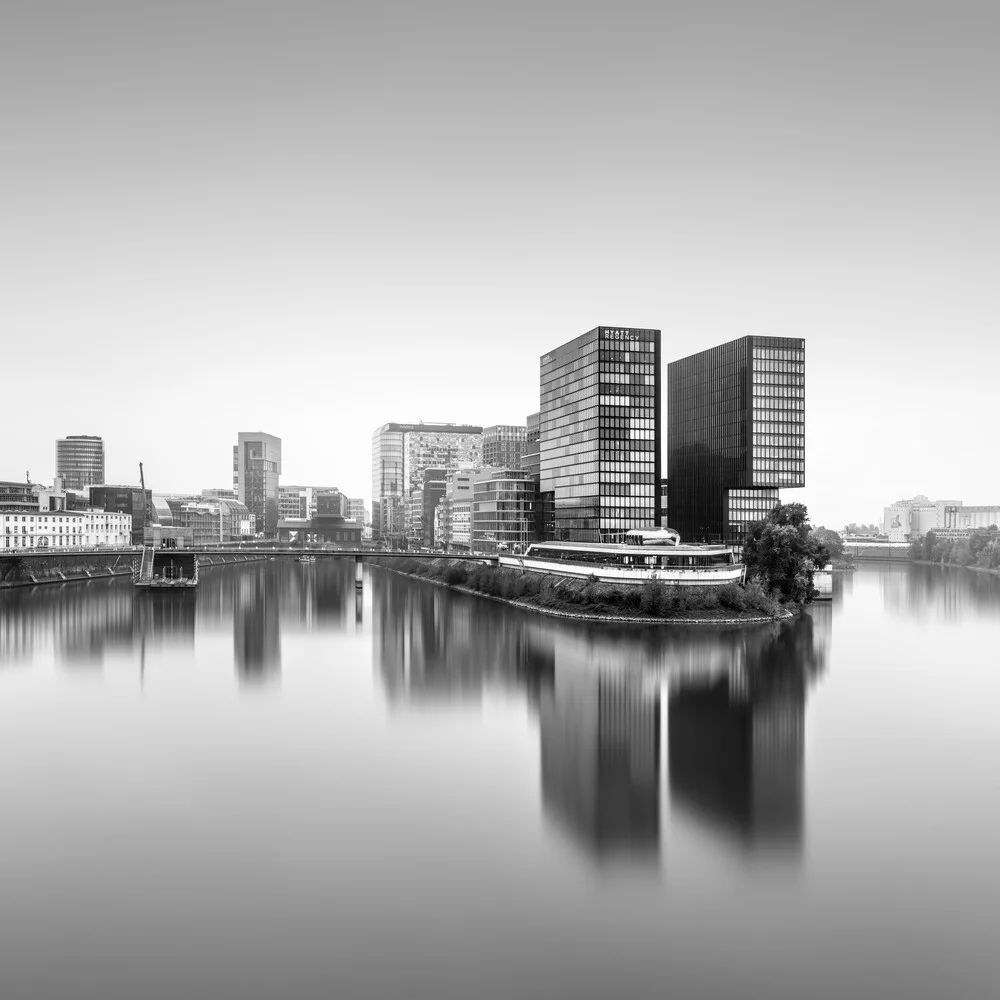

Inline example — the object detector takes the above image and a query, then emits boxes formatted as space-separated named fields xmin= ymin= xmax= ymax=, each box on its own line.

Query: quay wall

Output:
xmin=0 ymin=550 xmax=267 ymax=589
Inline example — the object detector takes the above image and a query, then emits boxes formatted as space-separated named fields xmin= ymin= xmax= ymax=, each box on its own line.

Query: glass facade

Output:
xmin=55 ymin=435 xmax=105 ymax=491
xmin=235 ymin=432 xmax=282 ymax=538
xmin=667 ymin=336 xmax=805 ymax=546
xmin=540 ymin=327 xmax=661 ymax=542
xmin=371 ymin=423 xmax=482 ymax=542
xmin=482 ymin=424 xmax=528 ymax=470
xmin=472 ymin=469 xmax=536 ymax=553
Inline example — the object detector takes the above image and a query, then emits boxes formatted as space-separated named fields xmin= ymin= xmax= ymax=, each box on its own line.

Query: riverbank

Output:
xmin=912 ymin=559 xmax=1000 ymax=578
xmin=0 ymin=549 xmax=268 ymax=589
xmin=370 ymin=557 xmax=794 ymax=626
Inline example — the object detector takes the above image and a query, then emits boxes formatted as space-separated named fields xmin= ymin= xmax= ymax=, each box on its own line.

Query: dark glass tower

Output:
xmin=540 ymin=326 xmax=661 ymax=542
xmin=667 ymin=336 xmax=805 ymax=546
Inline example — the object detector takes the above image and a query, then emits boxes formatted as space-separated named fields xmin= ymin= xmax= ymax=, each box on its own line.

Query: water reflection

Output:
xmin=233 ymin=566 xmax=281 ymax=684
xmin=668 ymin=616 xmax=825 ymax=854
xmin=372 ymin=567 xmax=830 ymax=864
xmin=876 ymin=562 xmax=1000 ymax=622
xmin=541 ymin=669 xmax=660 ymax=861
xmin=0 ymin=581 xmax=196 ymax=668
xmin=0 ymin=560 xmax=357 ymax=678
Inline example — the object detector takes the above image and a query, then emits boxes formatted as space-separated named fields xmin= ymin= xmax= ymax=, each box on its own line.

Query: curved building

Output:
xmin=55 ymin=435 xmax=105 ymax=491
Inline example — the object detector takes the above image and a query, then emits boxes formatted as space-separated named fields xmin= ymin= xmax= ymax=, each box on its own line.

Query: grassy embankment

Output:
xmin=375 ymin=557 xmax=786 ymax=621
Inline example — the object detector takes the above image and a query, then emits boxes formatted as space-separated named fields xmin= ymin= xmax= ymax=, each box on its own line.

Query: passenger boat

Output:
xmin=296 ymin=554 xmax=317 ymax=564
xmin=498 ymin=527 xmax=743 ymax=587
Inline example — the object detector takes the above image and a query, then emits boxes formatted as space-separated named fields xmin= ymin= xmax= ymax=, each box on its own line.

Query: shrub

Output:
xmin=744 ymin=576 xmax=781 ymax=616
xmin=443 ymin=563 xmax=468 ymax=586
xmin=717 ymin=582 xmax=748 ymax=612
xmin=640 ymin=579 xmax=666 ymax=615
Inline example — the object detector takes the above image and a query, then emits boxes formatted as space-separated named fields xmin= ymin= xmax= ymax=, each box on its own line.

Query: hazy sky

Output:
xmin=2 ymin=1 xmax=997 ymax=528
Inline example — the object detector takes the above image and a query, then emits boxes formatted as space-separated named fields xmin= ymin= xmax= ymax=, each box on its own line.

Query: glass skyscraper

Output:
xmin=667 ymin=335 xmax=805 ymax=546
xmin=540 ymin=326 xmax=661 ymax=542
xmin=55 ymin=435 xmax=105 ymax=490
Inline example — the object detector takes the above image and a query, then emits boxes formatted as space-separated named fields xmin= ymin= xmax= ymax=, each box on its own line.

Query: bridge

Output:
xmin=0 ymin=546 xmax=496 ymax=590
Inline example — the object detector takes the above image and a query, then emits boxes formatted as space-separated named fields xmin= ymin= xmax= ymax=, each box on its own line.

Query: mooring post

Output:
xmin=354 ymin=554 xmax=364 ymax=589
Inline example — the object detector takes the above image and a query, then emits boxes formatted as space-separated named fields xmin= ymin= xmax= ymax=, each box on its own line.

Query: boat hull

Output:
xmin=498 ymin=554 xmax=743 ymax=587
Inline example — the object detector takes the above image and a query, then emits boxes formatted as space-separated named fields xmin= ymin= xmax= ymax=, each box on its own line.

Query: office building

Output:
xmin=278 ymin=485 xmax=308 ymax=520
xmin=667 ymin=336 xmax=805 ymax=547
xmin=346 ymin=497 xmax=368 ymax=526
xmin=523 ymin=412 xmax=541 ymax=480
xmin=483 ymin=424 xmax=528 ymax=470
xmin=234 ymin=432 xmax=281 ymax=537
xmin=540 ymin=326 xmax=660 ymax=542
xmin=438 ymin=469 xmax=476 ymax=551
xmin=165 ymin=497 xmax=255 ymax=546
xmin=0 ymin=481 xmax=41 ymax=511
xmin=89 ymin=485 xmax=153 ymax=544
xmin=472 ymin=468 xmax=536 ymax=553
xmin=371 ymin=422 xmax=482 ymax=541
xmin=55 ymin=435 xmax=105 ymax=491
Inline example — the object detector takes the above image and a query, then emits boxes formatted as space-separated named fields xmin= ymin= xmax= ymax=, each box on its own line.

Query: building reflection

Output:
xmin=232 ymin=566 xmax=281 ymax=684
xmin=0 ymin=580 xmax=195 ymax=668
xmin=373 ymin=570 xmax=553 ymax=704
xmin=373 ymin=570 xmax=832 ymax=863
xmin=373 ymin=570 xmax=660 ymax=861
xmin=877 ymin=562 xmax=1000 ymax=623
xmin=667 ymin=614 xmax=826 ymax=854
xmin=540 ymin=668 xmax=660 ymax=861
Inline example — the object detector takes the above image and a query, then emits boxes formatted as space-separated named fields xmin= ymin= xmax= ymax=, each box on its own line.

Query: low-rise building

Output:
xmin=2 ymin=509 xmax=131 ymax=549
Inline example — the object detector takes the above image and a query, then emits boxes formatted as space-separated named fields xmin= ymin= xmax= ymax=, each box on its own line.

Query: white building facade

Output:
xmin=3 ymin=510 xmax=132 ymax=549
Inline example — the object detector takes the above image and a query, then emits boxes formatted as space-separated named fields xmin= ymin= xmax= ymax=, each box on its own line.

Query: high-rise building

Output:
xmin=55 ymin=435 xmax=105 ymax=491
xmin=371 ymin=422 xmax=482 ymax=541
xmin=523 ymin=412 xmax=541 ymax=480
xmin=540 ymin=327 xmax=661 ymax=542
xmin=234 ymin=432 xmax=282 ymax=537
xmin=667 ymin=336 xmax=805 ymax=547
xmin=472 ymin=468 xmax=536 ymax=553
xmin=483 ymin=424 xmax=527 ymax=470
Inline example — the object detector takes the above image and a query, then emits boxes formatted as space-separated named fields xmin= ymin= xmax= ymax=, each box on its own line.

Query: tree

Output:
xmin=812 ymin=526 xmax=845 ymax=561
xmin=743 ymin=503 xmax=831 ymax=605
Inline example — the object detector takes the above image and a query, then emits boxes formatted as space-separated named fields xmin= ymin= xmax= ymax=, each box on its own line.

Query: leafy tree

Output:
xmin=743 ymin=503 xmax=830 ymax=605
xmin=812 ymin=526 xmax=845 ymax=561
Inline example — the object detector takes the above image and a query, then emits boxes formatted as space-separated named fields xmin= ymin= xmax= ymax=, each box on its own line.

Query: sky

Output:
xmin=2 ymin=0 xmax=997 ymax=530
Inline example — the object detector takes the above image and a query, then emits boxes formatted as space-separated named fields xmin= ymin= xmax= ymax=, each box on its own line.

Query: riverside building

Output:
xmin=540 ymin=326 xmax=661 ymax=542
xmin=234 ymin=432 xmax=282 ymax=537
xmin=371 ymin=422 xmax=482 ymax=542
xmin=667 ymin=336 xmax=805 ymax=547
xmin=3 ymin=510 xmax=131 ymax=549
xmin=55 ymin=435 xmax=105 ymax=491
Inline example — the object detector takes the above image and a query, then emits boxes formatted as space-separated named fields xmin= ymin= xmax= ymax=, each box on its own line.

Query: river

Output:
xmin=0 ymin=561 xmax=998 ymax=999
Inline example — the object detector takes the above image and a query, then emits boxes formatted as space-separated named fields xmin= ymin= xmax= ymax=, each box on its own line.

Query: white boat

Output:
xmin=498 ymin=527 xmax=743 ymax=587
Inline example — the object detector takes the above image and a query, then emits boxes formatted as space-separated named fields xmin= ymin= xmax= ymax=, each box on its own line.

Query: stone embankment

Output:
xmin=0 ymin=549 xmax=267 ymax=589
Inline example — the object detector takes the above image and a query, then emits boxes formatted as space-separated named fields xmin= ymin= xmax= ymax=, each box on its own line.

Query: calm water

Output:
xmin=1 ymin=561 xmax=998 ymax=999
